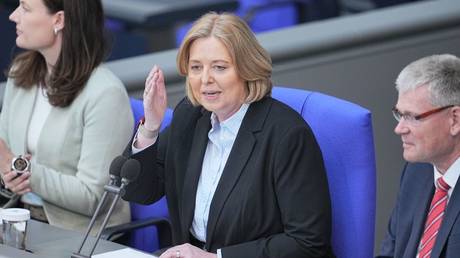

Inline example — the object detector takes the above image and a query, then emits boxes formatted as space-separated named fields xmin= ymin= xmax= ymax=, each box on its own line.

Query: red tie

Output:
xmin=418 ymin=177 xmax=451 ymax=258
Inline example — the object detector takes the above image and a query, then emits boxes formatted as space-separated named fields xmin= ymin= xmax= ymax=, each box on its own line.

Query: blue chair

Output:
xmin=107 ymin=89 xmax=376 ymax=257
xmin=272 ymin=87 xmax=376 ymax=258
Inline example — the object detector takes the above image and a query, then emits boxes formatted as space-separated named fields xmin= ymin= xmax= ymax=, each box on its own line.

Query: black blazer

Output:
xmin=123 ymin=97 xmax=334 ymax=258
xmin=378 ymin=162 xmax=460 ymax=258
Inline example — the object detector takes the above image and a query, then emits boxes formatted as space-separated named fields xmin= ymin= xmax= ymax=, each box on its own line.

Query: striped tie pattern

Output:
xmin=417 ymin=177 xmax=451 ymax=258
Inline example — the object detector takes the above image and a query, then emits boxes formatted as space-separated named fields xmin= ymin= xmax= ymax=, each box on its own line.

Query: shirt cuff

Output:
xmin=217 ymin=249 xmax=222 ymax=258
xmin=131 ymin=129 xmax=156 ymax=154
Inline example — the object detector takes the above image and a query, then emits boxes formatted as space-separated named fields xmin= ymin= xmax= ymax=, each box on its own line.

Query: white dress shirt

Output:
xmin=416 ymin=157 xmax=460 ymax=258
xmin=190 ymin=103 xmax=249 ymax=242
xmin=433 ymin=157 xmax=460 ymax=202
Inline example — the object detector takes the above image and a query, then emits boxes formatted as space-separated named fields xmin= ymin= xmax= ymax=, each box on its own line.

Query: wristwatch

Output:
xmin=11 ymin=155 xmax=30 ymax=173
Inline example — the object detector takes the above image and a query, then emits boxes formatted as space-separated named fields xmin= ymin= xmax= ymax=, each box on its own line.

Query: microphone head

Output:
xmin=120 ymin=159 xmax=141 ymax=183
xmin=109 ymin=156 xmax=128 ymax=177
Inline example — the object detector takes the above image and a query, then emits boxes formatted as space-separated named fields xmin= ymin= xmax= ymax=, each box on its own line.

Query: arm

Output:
xmin=0 ymin=79 xmax=13 ymax=172
xmin=123 ymin=65 xmax=168 ymax=204
xmin=29 ymin=86 xmax=134 ymax=216
xmin=0 ymin=79 xmax=31 ymax=195
xmin=222 ymin=125 xmax=333 ymax=258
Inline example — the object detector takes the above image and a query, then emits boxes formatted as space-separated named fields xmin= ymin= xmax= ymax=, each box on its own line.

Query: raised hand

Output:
xmin=143 ymin=65 xmax=167 ymax=132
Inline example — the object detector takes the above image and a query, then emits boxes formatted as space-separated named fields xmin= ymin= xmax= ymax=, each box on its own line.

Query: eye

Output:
xmin=20 ymin=3 xmax=30 ymax=12
xmin=213 ymin=65 xmax=226 ymax=71
xmin=189 ymin=65 xmax=201 ymax=71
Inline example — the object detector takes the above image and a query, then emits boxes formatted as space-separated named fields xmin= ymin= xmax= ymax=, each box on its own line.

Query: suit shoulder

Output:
xmin=85 ymin=66 xmax=125 ymax=93
xmin=265 ymin=97 xmax=310 ymax=127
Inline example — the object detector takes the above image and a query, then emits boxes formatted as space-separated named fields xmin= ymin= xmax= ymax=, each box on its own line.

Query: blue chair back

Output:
xmin=272 ymin=87 xmax=376 ymax=258
xmin=129 ymin=98 xmax=173 ymax=252
xmin=128 ymin=87 xmax=377 ymax=257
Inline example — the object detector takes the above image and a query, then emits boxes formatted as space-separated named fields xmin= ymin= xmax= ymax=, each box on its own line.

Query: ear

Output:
xmin=53 ymin=10 xmax=65 ymax=31
xmin=450 ymin=106 xmax=460 ymax=136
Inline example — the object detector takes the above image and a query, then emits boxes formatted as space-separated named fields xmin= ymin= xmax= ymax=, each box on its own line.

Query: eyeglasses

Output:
xmin=392 ymin=105 xmax=454 ymax=123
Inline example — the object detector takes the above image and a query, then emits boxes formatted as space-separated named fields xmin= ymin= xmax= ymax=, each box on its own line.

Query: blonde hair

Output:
xmin=177 ymin=12 xmax=272 ymax=106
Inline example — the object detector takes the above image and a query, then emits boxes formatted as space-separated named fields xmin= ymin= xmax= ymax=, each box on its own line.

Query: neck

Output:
xmin=41 ymin=36 xmax=62 ymax=74
xmin=433 ymin=152 xmax=460 ymax=174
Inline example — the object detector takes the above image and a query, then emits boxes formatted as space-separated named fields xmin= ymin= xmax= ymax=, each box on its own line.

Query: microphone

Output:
xmin=108 ymin=155 xmax=128 ymax=187
xmin=72 ymin=158 xmax=140 ymax=258
xmin=119 ymin=159 xmax=140 ymax=197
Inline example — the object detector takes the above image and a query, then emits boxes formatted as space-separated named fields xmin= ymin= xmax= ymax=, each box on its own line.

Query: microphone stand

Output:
xmin=71 ymin=184 xmax=124 ymax=258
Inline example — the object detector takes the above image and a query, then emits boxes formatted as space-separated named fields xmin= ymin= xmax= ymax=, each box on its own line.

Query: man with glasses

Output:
xmin=378 ymin=54 xmax=460 ymax=258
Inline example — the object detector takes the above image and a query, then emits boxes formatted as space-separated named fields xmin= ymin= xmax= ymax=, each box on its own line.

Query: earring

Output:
xmin=53 ymin=27 xmax=58 ymax=35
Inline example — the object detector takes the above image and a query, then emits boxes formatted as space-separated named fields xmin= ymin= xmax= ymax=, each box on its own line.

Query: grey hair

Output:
xmin=396 ymin=54 xmax=460 ymax=106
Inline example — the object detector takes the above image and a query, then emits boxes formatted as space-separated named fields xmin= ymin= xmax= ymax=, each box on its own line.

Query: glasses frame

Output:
xmin=392 ymin=105 xmax=454 ymax=123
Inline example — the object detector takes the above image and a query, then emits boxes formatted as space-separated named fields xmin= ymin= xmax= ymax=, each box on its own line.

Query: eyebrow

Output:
xmin=189 ymin=59 xmax=231 ymax=64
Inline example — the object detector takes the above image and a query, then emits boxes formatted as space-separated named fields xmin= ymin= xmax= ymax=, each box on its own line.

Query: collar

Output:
xmin=434 ymin=157 xmax=460 ymax=189
xmin=210 ymin=103 xmax=250 ymax=136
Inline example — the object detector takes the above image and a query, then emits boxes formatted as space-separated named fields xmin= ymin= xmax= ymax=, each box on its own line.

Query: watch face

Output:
xmin=13 ymin=157 xmax=29 ymax=172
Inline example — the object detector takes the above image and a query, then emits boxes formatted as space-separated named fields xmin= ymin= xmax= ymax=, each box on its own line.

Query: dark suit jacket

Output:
xmin=123 ymin=97 xmax=334 ymax=258
xmin=378 ymin=162 xmax=460 ymax=258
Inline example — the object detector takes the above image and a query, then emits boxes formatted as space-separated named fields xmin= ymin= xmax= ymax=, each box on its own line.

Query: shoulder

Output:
xmin=172 ymin=97 xmax=205 ymax=119
xmin=79 ymin=66 xmax=127 ymax=100
xmin=249 ymin=97 xmax=311 ymax=131
xmin=399 ymin=162 xmax=433 ymax=188
xmin=84 ymin=66 xmax=125 ymax=94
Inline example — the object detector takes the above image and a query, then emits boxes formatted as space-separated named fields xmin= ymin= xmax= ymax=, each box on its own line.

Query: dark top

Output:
xmin=378 ymin=162 xmax=460 ymax=258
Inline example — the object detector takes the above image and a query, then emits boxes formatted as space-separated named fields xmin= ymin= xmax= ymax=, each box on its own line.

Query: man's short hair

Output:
xmin=396 ymin=54 xmax=460 ymax=107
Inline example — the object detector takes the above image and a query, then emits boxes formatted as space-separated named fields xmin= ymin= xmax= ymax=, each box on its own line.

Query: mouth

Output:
xmin=202 ymin=90 xmax=222 ymax=98
xmin=402 ymin=141 xmax=413 ymax=148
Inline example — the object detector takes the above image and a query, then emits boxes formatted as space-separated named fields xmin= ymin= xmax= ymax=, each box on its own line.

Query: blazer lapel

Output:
xmin=205 ymin=99 xmax=270 ymax=245
xmin=180 ymin=111 xmax=211 ymax=239
xmin=405 ymin=168 xmax=434 ymax=258
xmin=431 ymin=178 xmax=460 ymax=258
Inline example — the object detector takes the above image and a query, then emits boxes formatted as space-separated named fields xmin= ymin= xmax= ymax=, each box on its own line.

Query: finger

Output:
xmin=146 ymin=73 xmax=160 ymax=102
xmin=17 ymin=187 xmax=31 ymax=195
xmin=8 ymin=172 xmax=30 ymax=186
xmin=2 ymin=170 xmax=18 ymax=183
xmin=10 ymin=177 xmax=30 ymax=193
xmin=146 ymin=65 xmax=159 ymax=86
xmin=157 ymin=70 xmax=167 ymax=104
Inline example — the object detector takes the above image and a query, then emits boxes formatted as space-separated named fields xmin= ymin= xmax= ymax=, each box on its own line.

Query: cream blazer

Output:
xmin=0 ymin=66 xmax=133 ymax=233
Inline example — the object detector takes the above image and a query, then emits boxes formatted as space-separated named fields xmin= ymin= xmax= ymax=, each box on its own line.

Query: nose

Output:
xmin=201 ymin=67 xmax=213 ymax=85
xmin=9 ymin=7 xmax=19 ymax=23
xmin=394 ymin=120 xmax=409 ymax=135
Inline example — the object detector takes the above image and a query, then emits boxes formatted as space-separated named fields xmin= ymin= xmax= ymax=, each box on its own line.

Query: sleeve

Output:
xmin=0 ymin=79 xmax=14 ymax=143
xmin=122 ymin=124 xmax=170 ymax=205
xmin=29 ymin=85 xmax=134 ymax=216
xmin=221 ymin=125 xmax=333 ymax=258
xmin=377 ymin=163 xmax=409 ymax=258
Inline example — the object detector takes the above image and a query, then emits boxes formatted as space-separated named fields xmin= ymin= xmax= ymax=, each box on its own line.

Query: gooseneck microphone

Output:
xmin=108 ymin=155 xmax=128 ymax=187
xmin=72 ymin=157 xmax=140 ymax=258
